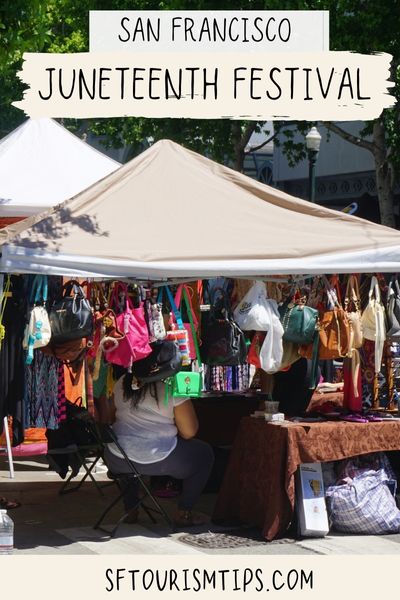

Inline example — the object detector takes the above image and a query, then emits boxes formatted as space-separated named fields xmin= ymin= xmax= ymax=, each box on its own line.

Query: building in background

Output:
xmin=273 ymin=121 xmax=383 ymax=222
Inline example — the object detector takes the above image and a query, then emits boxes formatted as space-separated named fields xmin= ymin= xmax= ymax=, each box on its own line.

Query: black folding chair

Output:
xmin=52 ymin=443 xmax=106 ymax=496
xmin=94 ymin=424 xmax=174 ymax=537
xmin=46 ymin=407 xmax=114 ymax=497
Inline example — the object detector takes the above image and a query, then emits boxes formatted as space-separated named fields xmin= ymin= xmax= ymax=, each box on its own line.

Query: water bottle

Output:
xmin=0 ymin=510 xmax=14 ymax=555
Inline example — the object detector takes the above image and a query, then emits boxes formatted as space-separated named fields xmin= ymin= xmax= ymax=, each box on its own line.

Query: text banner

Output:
xmin=14 ymin=51 xmax=394 ymax=121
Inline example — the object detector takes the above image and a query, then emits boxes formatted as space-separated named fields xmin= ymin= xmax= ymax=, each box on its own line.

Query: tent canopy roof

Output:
xmin=0 ymin=118 xmax=120 ymax=216
xmin=1 ymin=139 xmax=400 ymax=279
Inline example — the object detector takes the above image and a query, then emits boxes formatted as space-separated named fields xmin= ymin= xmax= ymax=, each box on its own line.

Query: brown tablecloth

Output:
xmin=213 ymin=417 xmax=400 ymax=541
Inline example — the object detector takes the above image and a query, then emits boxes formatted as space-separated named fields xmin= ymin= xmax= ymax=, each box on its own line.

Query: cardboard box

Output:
xmin=296 ymin=463 xmax=329 ymax=537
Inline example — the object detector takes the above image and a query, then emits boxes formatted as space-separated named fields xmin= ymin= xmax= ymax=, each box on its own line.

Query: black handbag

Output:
xmin=49 ymin=281 xmax=93 ymax=344
xmin=201 ymin=317 xmax=247 ymax=366
xmin=132 ymin=340 xmax=182 ymax=383
xmin=200 ymin=286 xmax=247 ymax=366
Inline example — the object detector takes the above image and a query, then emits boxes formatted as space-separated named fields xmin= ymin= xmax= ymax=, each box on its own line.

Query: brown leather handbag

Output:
xmin=300 ymin=277 xmax=352 ymax=360
xmin=319 ymin=277 xmax=351 ymax=359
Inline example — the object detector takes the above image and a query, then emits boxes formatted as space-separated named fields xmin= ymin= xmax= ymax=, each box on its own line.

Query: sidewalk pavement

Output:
xmin=2 ymin=454 xmax=400 ymax=555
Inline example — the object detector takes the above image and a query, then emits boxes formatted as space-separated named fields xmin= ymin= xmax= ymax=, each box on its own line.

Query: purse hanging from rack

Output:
xmin=105 ymin=282 xmax=152 ymax=368
xmin=361 ymin=275 xmax=386 ymax=374
xmin=49 ymin=279 xmax=93 ymax=344
xmin=280 ymin=293 xmax=319 ymax=389
xmin=344 ymin=274 xmax=363 ymax=352
xmin=159 ymin=286 xmax=191 ymax=367
xmin=165 ymin=286 xmax=203 ymax=404
xmin=318 ymin=277 xmax=351 ymax=360
xmin=386 ymin=277 xmax=400 ymax=340
xmin=279 ymin=293 xmax=318 ymax=345
xmin=200 ymin=286 xmax=247 ymax=366
xmin=23 ymin=275 xmax=52 ymax=365
xmin=174 ymin=284 xmax=199 ymax=359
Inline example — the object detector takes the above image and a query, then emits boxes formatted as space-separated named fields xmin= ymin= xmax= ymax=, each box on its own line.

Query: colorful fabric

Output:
xmin=25 ymin=351 xmax=59 ymax=429
xmin=57 ymin=363 xmax=66 ymax=423
xmin=205 ymin=364 xmax=250 ymax=392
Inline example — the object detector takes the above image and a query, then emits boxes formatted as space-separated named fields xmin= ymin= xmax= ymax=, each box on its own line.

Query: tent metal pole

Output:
xmin=3 ymin=416 xmax=14 ymax=479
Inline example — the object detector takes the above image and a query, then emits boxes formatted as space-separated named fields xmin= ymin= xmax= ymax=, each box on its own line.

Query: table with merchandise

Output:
xmin=213 ymin=415 xmax=400 ymax=540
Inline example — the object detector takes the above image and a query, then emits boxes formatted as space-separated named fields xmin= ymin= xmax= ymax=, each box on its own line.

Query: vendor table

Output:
xmin=213 ymin=416 xmax=400 ymax=541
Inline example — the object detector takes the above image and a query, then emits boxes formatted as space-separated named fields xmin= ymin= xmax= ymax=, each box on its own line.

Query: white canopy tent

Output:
xmin=0 ymin=118 xmax=120 ymax=217
xmin=1 ymin=139 xmax=400 ymax=279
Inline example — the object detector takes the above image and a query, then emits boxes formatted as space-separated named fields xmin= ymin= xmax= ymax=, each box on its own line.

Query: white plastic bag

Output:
xmin=234 ymin=281 xmax=272 ymax=331
xmin=259 ymin=301 xmax=284 ymax=373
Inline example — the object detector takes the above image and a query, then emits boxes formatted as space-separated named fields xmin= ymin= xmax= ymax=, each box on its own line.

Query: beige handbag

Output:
xmin=344 ymin=275 xmax=363 ymax=352
xmin=360 ymin=276 xmax=386 ymax=373
xmin=279 ymin=340 xmax=301 ymax=370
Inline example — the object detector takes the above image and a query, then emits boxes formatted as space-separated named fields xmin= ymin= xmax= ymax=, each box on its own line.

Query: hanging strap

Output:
xmin=164 ymin=286 xmax=185 ymax=330
xmin=182 ymin=286 xmax=202 ymax=368
xmin=369 ymin=275 xmax=381 ymax=302
xmin=175 ymin=284 xmax=199 ymax=330
xmin=29 ymin=275 xmax=48 ymax=305
xmin=309 ymin=332 xmax=320 ymax=390
xmin=109 ymin=281 xmax=131 ymax=312
xmin=0 ymin=275 xmax=11 ymax=341
xmin=345 ymin=275 xmax=361 ymax=311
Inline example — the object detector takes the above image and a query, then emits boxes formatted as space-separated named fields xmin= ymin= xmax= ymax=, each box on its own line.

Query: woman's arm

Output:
xmin=173 ymin=400 xmax=199 ymax=440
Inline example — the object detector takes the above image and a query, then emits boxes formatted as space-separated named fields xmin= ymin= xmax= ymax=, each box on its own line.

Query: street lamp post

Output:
xmin=305 ymin=126 xmax=322 ymax=203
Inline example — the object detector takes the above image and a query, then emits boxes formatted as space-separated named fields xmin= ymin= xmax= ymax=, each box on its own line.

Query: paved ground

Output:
xmin=2 ymin=454 xmax=400 ymax=555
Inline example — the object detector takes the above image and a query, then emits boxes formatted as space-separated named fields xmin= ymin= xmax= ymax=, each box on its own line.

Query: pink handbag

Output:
xmin=105 ymin=283 xmax=152 ymax=368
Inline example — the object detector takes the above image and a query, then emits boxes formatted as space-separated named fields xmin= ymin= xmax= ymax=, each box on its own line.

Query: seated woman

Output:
xmin=104 ymin=371 xmax=214 ymax=527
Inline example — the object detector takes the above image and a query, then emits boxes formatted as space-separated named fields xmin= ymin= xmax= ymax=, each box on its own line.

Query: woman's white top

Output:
xmin=107 ymin=377 xmax=189 ymax=464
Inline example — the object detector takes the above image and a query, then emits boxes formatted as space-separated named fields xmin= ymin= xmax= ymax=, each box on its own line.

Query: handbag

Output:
xmin=161 ymin=286 xmax=191 ymax=366
xmin=280 ymin=296 xmax=319 ymax=388
xmin=132 ymin=339 xmax=182 ymax=383
xmin=41 ymin=338 xmax=86 ymax=365
xmin=279 ymin=341 xmax=301 ymax=370
xmin=106 ymin=282 xmax=152 ymax=368
xmin=145 ymin=298 xmax=166 ymax=342
xmin=386 ymin=277 xmax=400 ymax=339
xmin=318 ymin=278 xmax=351 ymax=360
xmin=344 ymin=275 xmax=363 ymax=351
xmin=360 ymin=276 xmax=386 ymax=373
xmin=49 ymin=280 xmax=93 ymax=344
xmin=200 ymin=287 xmax=247 ymax=366
xmin=23 ymin=275 xmax=52 ymax=365
xmin=165 ymin=286 xmax=203 ymax=403
xmin=174 ymin=284 xmax=199 ymax=359
xmin=279 ymin=298 xmax=318 ymax=345
xmin=86 ymin=281 xmax=109 ymax=359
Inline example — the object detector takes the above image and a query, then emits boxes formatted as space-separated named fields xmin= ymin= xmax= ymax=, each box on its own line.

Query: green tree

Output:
xmin=0 ymin=0 xmax=52 ymax=134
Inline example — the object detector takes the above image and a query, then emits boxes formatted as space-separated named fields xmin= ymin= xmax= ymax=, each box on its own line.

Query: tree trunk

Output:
xmin=372 ymin=121 xmax=396 ymax=228
xmin=231 ymin=121 xmax=257 ymax=172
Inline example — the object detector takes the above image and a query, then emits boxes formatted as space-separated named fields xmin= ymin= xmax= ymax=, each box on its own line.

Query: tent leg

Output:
xmin=3 ymin=417 xmax=14 ymax=479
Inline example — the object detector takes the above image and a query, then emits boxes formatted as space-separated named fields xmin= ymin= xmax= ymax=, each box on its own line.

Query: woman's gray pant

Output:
xmin=104 ymin=438 xmax=214 ymax=510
